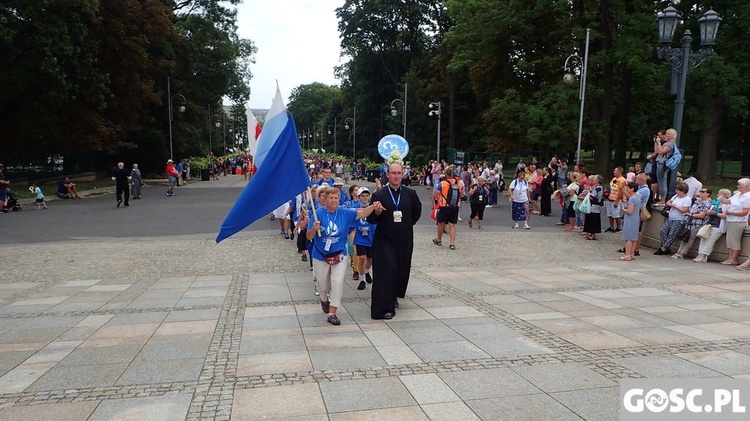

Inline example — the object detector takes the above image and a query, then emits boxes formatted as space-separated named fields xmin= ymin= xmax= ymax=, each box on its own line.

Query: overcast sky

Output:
xmin=235 ymin=0 xmax=342 ymax=109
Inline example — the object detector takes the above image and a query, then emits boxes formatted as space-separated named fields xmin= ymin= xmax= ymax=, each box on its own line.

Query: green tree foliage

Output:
xmin=0 ymin=0 xmax=254 ymax=175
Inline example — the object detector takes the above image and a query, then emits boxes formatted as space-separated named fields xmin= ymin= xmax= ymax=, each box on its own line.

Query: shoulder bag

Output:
xmin=639 ymin=205 xmax=652 ymax=221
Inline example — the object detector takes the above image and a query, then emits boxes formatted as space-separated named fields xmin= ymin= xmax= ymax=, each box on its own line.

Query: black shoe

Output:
xmin=617 ymin=248 xmax=626 ymax=253
xmin=321 ymin=300 xmax=330 ymax=313
xmin=301 ymin=254 xmax=308 ymax=262
xmin=614 ymin=228 xmax=622 ymax=233
xmin=634 ymin=251 xmax=640 ymax=256
xmin=382 ymin=312 xmax=394 ymax=320
xmin=654 ymin=249 xmax=668 ymax=255
xmin=117 ymin=200 xmax=121 ymax=208
xmin=290 ymin=233 xmax=295 ymax=241
xmin=357 ymin=281 xmax=366 ymax=290
xmin=604 ymin=227 xmax=614 ymax=232
xmin=327 ymin=314 xmax=341 ymax=325
xmin=124 ymin=204 xmax=129 ymax=207
xmin=394 ymin=299 xmax=399 ymax=309
xmin=365 ymin=273 xmax=372 ymax=284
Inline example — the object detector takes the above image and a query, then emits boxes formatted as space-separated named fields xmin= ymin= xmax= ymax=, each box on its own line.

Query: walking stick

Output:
xmin=307 ymin=186 xmax=321 ymax=237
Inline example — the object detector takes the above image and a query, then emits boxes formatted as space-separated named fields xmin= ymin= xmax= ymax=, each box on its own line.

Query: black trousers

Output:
xmin=116 ymin=184 xmax=129 ymax=205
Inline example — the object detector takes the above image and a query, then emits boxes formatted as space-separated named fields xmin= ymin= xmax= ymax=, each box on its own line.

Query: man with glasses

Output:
xmin=367 ymin=163 xmax=422 ymax=320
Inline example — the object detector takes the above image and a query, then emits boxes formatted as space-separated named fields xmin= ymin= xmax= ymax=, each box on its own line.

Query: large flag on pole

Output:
xmin=216 ymin=113 xmax=310 ymax=243
xmin=247 ymin=108 xmax=262 ymax=155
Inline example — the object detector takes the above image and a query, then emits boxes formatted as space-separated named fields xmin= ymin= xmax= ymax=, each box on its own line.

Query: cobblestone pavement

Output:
xmin=1 ymin=176 xmax=749 ymax=420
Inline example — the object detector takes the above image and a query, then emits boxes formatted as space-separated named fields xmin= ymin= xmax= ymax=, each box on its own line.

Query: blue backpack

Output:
xmin=666 ymin=143 xmax=682 ymax=171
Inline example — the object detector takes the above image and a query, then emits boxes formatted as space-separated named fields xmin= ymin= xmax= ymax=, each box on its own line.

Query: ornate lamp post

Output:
xmin=563 ymin=28 xmax=590 ymax=166
xmin=327 ymin=119 xmax=337 ymax=155
xmin=656 ymin=6 xmax=721 ymax=197
xmin=167 ymin=77 xmax=186 ymax=161
xmin=428 ymin=102 xmax=442 ymax=162
xmin=344 ymin=108 xmax=356 ymax=159
xmin=390 ymin=83 xmax=407 ymax=139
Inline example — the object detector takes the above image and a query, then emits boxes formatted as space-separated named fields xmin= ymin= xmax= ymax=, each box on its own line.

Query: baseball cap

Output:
xmin=167 ymin=159 xmax=173 ymax=163
xmin=333 ymin=178 xmax=344 ymax=186
xmin=357 ymin=187 xmax=370 ymax=196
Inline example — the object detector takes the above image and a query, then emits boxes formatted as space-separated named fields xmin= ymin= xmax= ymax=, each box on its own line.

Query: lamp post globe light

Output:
xmin=656 ymin=6 xmax=721 ymax=197
xmin=389 ymin=82 xmax=407 ymax=139
xmin=167 ymin=77 xmax=186 ymax=161
xmin=563 ymin=28 xmax=590 ymax=166
xmin=428 ymin=102 xmax=441 ymax=162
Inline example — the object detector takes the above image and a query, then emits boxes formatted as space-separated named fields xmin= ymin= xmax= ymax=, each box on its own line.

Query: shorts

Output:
xmin=355 ymin=245 xmax=372 ymax=257
xmin=725 ymin=222 xmax=746 ymax=250
xmin=272 ymin=203 xmax=290 ymax=219
xmin=437 ymin=207 xmax=459 ymax=224
xmin=168 ymin=176 xmax=177 ymax=187
xmin=606 ymin=200 xmax=622 ymax=218
xmin=35 ymin=198 xmax=44 ymax=203
xmin=0 ymin=189 xmax=7 ymax=201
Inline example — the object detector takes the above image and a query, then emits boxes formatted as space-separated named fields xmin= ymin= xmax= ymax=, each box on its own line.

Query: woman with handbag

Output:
xmin=672 ymin=188 xmax=713 ymax=259
xmin=509 ymin=171 xmax=531 ymax=229
xmin=302 ymin=186 xmax=383 ymax=325
xmin=468 ymin=176 xmax=490 ymax=229
xmin=619 ymin=182 xmax=642 ymax=261
xmin=693 ymin=189 xmax=731 ymax=263
xmin=724 ymin=178 xmax=750 ymax=267
xmin=581 ymin=174 xmax=604 ymax=240
xmin=130 ymin=164 xmax=143 ymax=199
xmin=653 ymin=182 xmax=692 ymax=255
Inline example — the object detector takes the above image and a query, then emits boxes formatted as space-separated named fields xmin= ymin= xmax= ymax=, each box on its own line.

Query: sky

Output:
xmin=235 ymin=0 xmax=343 ymax=109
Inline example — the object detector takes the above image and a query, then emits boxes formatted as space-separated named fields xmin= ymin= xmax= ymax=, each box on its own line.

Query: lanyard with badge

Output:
xmin=322 ymin=209 xmax=337 ymax=252
xmin=388 ymin=187 xmax=403 ymax=223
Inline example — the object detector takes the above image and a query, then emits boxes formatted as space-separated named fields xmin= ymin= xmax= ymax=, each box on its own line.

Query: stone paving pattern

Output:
xmin=1 ymin=180 xmax=750 ymax=420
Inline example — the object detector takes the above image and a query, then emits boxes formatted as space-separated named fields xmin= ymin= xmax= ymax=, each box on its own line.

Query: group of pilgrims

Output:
xmin=270 ymin=163 xmax=421 ymax=325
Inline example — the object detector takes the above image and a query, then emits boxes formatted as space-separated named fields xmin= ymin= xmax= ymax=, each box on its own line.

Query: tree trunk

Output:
xmin=594 ymin=0 xmax=615 ymax=176
xmin=614 ymin=67 xmax=632 ymax=169
xmin=697 ymin=95 xmax=722 ymax=179
xmin=449 ymin=74 xmax=456 ymax=148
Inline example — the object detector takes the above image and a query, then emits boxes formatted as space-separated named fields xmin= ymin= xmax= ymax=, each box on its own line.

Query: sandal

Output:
xmin=327 ymin=314 xmax=341 ymax=325
xmin=432 ymin=239 xmax=442 ymax=246
xmin=449 ymin=245 xmax=456 ymax=250
xmin=468 ymin=221 xmax=473 ymax=228
xmin=617 ymin=248 xmax=625 ymax=253
xmin=478 ymin=225 xmax=483 ymax=230
xmin=320 ymin=300 xmax=330 ymax=314
xmin=585 ymin=235 xmax=597 ymax=240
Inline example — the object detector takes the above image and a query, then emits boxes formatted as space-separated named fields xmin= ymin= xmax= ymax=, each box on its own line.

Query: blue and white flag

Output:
xmin=216 ymin=113 xmax=310 ymax=243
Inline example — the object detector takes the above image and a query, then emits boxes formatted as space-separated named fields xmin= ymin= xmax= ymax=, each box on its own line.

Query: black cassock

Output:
xmin=367 ymin=185 xmax=422 ymax=318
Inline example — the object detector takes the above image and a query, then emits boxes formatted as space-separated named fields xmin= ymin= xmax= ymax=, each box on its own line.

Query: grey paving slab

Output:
xmin=467 ymin=393 xmax=584 ymax=421
xmin=676 ymin=350 xmax=750 ymax=376
xmin=551 ymin=387 xmax=620 ymax=421
xmin=106 ymin=311 xmax=169 ymax=325
xmin=27 ymin=363 xmax=128 ymax=391
xmin=394 ymin=324 xmax=464 ymax=345
xmin=240 ymin=333 xmax=306 ymax=355
xmin=439 ymin=368 xmax=541 ymax=400
xmin=305 ymin=330 xmax=372 ymax=351
xmin=616 ymin=355 xmax=723 ymax=378
xmin=310 ymin=346 xmax=386 ymax=371
xmin=163 ymin=308 xmax=221 ymax=322
xmin=421 ymin=402 xmax=480 ymax=421
xmin=116 ymin=357 xmax=203 ymax=385
xmin=232 ymin=383 xmax=326 ymax=420
xmin=320 ymin=377 xmax=417 ymax=413
xmin=237 ymin=351 xmax=313 ymax=376
xmin=0 ymin=327 xmax=65 ymax=344
xmin=244 ymin=314 xmax=300 ymax=330
xmin=57 ymin=342 xmax=144 ymax=366
xmin=135 ymin=333 xmax=212 ymax=361
xmin=329 ymin=406 xmax=428 ymax=420
xmin=410 ymin=340 xmax=491 ymax=362
xmin=471 ymin=337 xmax=554 ymax=358
xmin=88 ymin=393 xmax=193 ymax=421
xmin=0 ymin=401 xmax=99 ymax=421
xmin=399 ymin=373 xmax=461 ymax=404
xmin=511 ymin=362 xmax=616 ymax=392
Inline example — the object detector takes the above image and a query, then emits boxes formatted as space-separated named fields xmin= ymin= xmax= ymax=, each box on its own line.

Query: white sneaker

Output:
xmin=524 ymin=223 xmax=531 ymax=230
xmin=513 ymin=223 xmax=519 ymax=229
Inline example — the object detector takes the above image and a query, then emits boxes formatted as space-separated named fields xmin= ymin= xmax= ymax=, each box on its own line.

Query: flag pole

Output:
xmin=307 ymin=186 xmax=321 ymax=236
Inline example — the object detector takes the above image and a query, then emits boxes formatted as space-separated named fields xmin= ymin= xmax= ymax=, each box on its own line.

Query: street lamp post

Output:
xmin=345 ymin=107 xmax=356 ymax=159
xmin=429 ymin=102 xmax=442 ymax=162
xmin=656 ymin=6 xmax=721 ymax=197
xmin=327 ymin=118 xmax=337 ymax=155
xmin=208 ymin=107 xmax=221 ymax=158
xmin=167 ymin=77 xmax=186 ymax=161
xmin=390 ymin=83 xmax=407 ymax=139
xmin=563 ymin=28 xmax=590 ymax=166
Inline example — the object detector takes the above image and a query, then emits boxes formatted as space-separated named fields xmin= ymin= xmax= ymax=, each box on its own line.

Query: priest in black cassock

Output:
xmin=367 ymin=163 xmax=422 ymax=319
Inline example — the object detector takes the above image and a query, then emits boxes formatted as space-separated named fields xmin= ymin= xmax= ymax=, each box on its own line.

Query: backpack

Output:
xmin=442 ymin=179 xmax=460 ymax=207
xmin=666 ymin=143 xmax=682 ymax=171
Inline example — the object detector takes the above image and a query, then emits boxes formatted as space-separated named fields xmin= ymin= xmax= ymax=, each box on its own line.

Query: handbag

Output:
xmin=579 ymin=193 xmax=592 ymax=214
xmin=639 ymin=206 xmax=652 ymax=221
xmin=660 ymin=205 xmax=671 ymax=218
xmin=678 ymin=222 xmax=691 ymax=243
xmin=696 ymin=223 xmax=712 ymax=239
xmin=430 ymin=203 xmax=439 ymax=221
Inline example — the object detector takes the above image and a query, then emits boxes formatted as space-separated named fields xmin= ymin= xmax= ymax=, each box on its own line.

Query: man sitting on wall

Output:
xmin=57 ymin=177 xmax=82 ymax=199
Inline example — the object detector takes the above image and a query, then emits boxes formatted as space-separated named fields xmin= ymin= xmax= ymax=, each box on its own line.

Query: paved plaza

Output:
xmin=1 ymin=175 xmax=749 ymax=420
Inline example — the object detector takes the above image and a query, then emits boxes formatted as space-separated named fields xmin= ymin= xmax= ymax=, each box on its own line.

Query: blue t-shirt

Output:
xmin=316 ymin=178 xmax=334 ymax=187
xmin=307 ymin=207 xmax=358 ymax=260
xmin=349 ymin=202 xmax=376 ymax=247
xmin=636 ymin=185 xmax=650 ymax=207
xmin=34 ymin=187 xmax=44 ymax=200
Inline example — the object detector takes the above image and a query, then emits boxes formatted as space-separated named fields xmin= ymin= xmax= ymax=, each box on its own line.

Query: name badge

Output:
xmin=324 ymin=238 xmax=332 ymax=251
xmin=478 ymin=195 xmax=483 ymax=201
xmin=362 ymin=228 xmax=369 ymax=236
xmin=393 ymin=210 xmax=403 ymax=223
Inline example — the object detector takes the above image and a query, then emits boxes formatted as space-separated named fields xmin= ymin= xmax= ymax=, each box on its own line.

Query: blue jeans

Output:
xmin=489 ymin=189 xmax=498 ymax=205
xmin=656 ymin=162 xmax=670 ymax=200
xmin=560 ymin=204 xmax=568 ymax=223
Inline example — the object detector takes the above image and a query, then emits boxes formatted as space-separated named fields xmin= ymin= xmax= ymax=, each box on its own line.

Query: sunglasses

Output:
xmin=699 ymin=190 xmax=708 ymax=193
